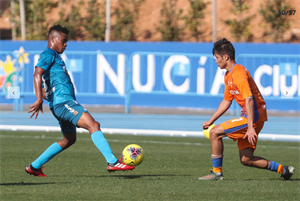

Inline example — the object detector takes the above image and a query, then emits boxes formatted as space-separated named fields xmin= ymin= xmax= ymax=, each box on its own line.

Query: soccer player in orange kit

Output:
xmin=198 ymin=38 xmax=295 ymax=180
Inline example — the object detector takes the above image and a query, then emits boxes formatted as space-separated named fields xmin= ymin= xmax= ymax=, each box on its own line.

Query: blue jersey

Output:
xmin=36 ymin=48 xmax=76 ymax=109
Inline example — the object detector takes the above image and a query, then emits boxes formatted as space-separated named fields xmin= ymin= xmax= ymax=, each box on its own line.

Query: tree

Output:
xmin=259 ymin=0 xmax=292 ymax=42
xmin=184 ymin=0 xmax=210 ymax=42
xmin=82 ymin=0 xmax=106 ymax=41
xmin=156 ymin=0 xmax=184 ymax=41
xmin=27 ymin=0 xmax=58 ymax=40
xmin=55 ymin=0 xmax=84 ymax=40
xmin=224 ymin=0 xmax=254 ymax=42
xmin=5 ymin=0 xmax=57 ymax=40
xmin=4 ymin=1 xmax=20 ymax=39
xmin=112 ymin=0 xmax=144 ymax=41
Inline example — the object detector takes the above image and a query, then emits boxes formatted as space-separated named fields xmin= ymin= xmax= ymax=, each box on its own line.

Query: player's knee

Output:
xmin=91 ymin=121 xmax=100 ymax=130
xmin=65 ymin=136 xmax=76 ymax=146
xmin=209 ymin=127 xmax=218 ymax=139
xmin=68 ymin=137 xmax=76 ymax=145
xmin=240 ymin=157 xmax=252 ymax=166
xmin=60 ymin=136 xmax=76 ymax=149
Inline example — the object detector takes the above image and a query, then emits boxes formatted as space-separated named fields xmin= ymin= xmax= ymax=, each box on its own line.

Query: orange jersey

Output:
xmin=224 ymin=64 xmax=268 ymax=122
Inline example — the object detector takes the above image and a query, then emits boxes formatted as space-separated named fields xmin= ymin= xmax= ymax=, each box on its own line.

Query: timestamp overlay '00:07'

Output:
xmin=278 ymin=10 xmax=296 ymax=16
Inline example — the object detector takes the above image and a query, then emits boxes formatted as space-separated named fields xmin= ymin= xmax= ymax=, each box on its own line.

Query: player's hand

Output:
xmin=243 ymin=127 xmax=257 ymax=145
xmin=202 ymin=120 xmax=213 ymax=130
xmin=28 ymin=99 xmax=44 ymax=119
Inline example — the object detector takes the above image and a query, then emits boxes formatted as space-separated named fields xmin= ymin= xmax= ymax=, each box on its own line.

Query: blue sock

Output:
xmin=212 ymin=157 xmax=223 ymax=173
xmin=31 ymin=142 xmax=63 ymax=169
xmin=212 ymin=157 xmax=223 ymax=168
xmin=91 ymin=131 xmax=117 ymax=164
xmin=269 ymin=161 xmax=280 ymax=172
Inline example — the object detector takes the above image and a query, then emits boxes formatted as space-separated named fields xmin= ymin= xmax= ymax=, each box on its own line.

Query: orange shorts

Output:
xmin=220 ymin=117 xmax=265 ymax=151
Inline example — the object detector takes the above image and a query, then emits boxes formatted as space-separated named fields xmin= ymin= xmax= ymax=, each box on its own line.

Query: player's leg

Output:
xmin=57 ymin=132 xmax=77 ymax=150
xmin=239 ymin=143 xmax=295 ymax=180
xmin=199 ymin=117 xmax=250 ymax=180
xmin=57 ymin=100 xmax=117 ymax=164
xmin=239 ymin=147 xmax=268 ymax=168
xmin=77 ymin=112 xmax=118 ymax=164
xmin=209 ymin=125 xmax=226 ymax=173
xmin=238 ymin=122 xmax=295 ymax=180
xmin=199 ymin=125 xmax=226 ymax=180
xmin=25 ymin=140 xmax=64 ymax=177
xmin=25 ymin=102 xmax=79 ymax=176
xmin=77 ymin=112 xmax=135 ymax=172
xmin=26 ymin=116 xmax=77 ymax=177
xmin=29 ymin=132 xmax=76 ymax=168
xmin=57 ymin=100 xmax=133 ymax=172
xmin=238 ymin=121 xmax=268 ymax=168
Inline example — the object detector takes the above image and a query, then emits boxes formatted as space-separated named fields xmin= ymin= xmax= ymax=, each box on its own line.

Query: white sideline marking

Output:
xmin=0 ymin=134 xmax=299 ymax=149
xmin=0 ymin=125 xmax=299 ymax=141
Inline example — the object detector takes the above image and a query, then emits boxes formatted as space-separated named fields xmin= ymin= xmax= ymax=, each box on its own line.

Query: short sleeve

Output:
xmin=35 ymin=52 xmax=55 ymax=72
xmin=224 ymin=73 xmax=233 ymax=101
xmin=233 ymin=67 xmax=252 ymax=99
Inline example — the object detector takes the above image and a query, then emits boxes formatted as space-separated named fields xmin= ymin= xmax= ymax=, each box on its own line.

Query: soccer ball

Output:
xmin=122 ymin=144 xmax=144 ymax=166
xmin=203 ymin=124 xmax=215 ymax=139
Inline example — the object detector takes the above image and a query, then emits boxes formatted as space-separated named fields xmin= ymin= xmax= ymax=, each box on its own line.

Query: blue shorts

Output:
xmin=51 ymin=100 xmax=89 ymax=134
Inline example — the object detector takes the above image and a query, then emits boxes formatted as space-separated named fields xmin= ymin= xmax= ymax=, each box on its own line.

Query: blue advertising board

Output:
xmin=0 ymin=41 xmax=299 ymax=112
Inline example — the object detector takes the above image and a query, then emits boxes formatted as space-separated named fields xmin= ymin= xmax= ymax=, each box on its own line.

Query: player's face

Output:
xmin=52 ymin=32 xmax=68 ymax=54
xmin=214 ymin=53 xmax=227 ymax=69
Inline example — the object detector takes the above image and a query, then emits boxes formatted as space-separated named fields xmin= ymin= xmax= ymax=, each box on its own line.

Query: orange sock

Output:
xmin=213 ymin=167 xmax=222 ymax=173
xmin=277 ymin=164 xmax=283 ymax=174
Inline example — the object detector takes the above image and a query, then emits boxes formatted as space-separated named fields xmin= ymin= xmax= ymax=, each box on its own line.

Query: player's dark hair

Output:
xmin=48 ymin=24 xmax=69 ymax=37
xmin=212 ymin=38 xmax=235 ymax=60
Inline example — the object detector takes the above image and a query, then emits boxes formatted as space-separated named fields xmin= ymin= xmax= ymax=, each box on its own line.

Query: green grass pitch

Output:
xmin=1 ymin=131 xmax=299 ymax=200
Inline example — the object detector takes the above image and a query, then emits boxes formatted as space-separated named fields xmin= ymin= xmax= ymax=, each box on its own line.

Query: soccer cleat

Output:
xmin=198 ymin=170 xmax=224 ymax=180
xmin=25 ymin=164 xmax=47 ymax=177
xmin=107 ymin=158 xmax=135 ymax=173
xmin=281 ymin=165 xmax=295 ymax=180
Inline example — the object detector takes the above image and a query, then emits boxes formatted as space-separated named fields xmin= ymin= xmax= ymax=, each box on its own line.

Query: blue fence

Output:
xmin=0 ymin=51 xmax=126 ymax=110
xmin=0 ymin=50 xmax=299 ymax=113
xmin=125 ymin=52 xmax=230 ymax=113
xmin=236 ymin=54 xmax=300 ymax=112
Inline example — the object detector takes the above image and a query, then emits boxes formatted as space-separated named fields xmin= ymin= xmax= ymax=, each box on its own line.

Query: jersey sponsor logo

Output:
xmin=231 ymin=117 xmax=243 ymax=122
xmin=229 ymin=90 xmax=240 ymax=95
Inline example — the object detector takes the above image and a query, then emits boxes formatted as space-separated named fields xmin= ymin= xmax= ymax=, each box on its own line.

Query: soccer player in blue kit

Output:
xmin=25 ymin=24 xmax=134 ymax=177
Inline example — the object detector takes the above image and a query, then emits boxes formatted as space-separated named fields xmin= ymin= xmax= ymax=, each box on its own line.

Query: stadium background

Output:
xmin=0 ymin=2 xmax=299 ymax=200
xmin=0 ymin=0 xmax=299 ymax=141
xmin=0 ymin=0 xmax=300 ymax=42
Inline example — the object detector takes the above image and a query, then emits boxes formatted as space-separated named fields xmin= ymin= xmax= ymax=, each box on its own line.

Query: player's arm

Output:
xmin=28 ymin=67 xmax=46 ymax=119
xmin=203 ymin=75 xmax=233 ymax=129
xmin=243 ymin=96 xmax=257 ymax=145
xmin=203 ymin=99 xmax=232 ymax=129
